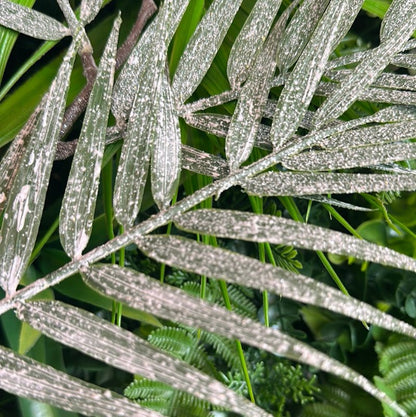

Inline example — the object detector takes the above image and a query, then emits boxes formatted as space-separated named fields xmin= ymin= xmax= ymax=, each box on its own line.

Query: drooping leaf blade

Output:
xmin=59 ymin=16 xmax=120 ymax=259
xmin=16 ymin=299 xmax=270 ymax=417
xmin=175 ymin=209 xmax=416 ymax=274
xmin=172 ymin=0 xmax=244 ymax=104
xmin=137 ymin=235 xmax=416 ymax=340
xmin=0 ymin=0 xmax=70 ymax=40
xmin=150 ymin=70 xmax=182 ymax=210
xmin=0 ymin=38 xmax=80 ymax=296
xmin=270 ymin=0 xmax=363 ymax=150
xmin=83 ymin=263 xmax=408 ymax=416
xmin=226 ymin=0 xmax=282 ymax=88
xmin=276 ymin=0 xmax=330 ymax=72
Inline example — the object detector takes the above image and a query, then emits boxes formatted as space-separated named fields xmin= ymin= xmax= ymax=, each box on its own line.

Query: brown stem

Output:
xmin=57 ymin=0 xmax=157 ymax=148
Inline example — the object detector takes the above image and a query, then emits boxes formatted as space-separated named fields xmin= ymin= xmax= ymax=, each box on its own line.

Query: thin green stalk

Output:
xmin=323 ymin=203 xmax=363 ymax=239
xmin=29 ymin=216 xmax=60 ymax=263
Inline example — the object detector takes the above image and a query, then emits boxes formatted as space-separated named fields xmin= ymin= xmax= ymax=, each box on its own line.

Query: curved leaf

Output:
xmin=0 ymin=0 xmax=69 ymax=40
xmin=80 ymin=0 xmax=103 ymax=25
xmin=172 ymin=0 xmax=244 ymax=103
xmin=227 ymin=0 xmax=282 ymax=88
xmin=83 ymin=263 xmax=408 ymax=416
xmin=0 ymin=344 xmax=162 ymax=417
xmin=60 ymin=16 xmax=120 ymax=259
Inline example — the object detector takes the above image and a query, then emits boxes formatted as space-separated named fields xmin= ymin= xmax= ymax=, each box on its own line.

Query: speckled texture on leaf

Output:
xmin=0 ymin=344 xmax=160 ymax=417
xmin=277 ymin=0 xmax=330 ymax=72
xmin=176 ymin=209 xmax=416 ymax=274
xmin=138 ymin=235 xmax=416 ymax=342
xmin=172 ymin=0 xmax=243 ymax=103
xmin=182 ymin=145 xmax=229 ymax=179
xmin=60 ymin=17 xmax=120 ymax=259
xmin=380 ymin=0 xmax=415 ymax=43
xmin=313 ymin=1 xmax=416 ymax=127
xmin=227 ymin=0 xmax=282 ymax=88
xmin=83 ymin=263 xmax=407 ymax=416
xmin=0 ymin=39 xmax=79 ymax=296
xmin=0 ymin=0 xmax=69 ymax=40
xmin=282 ymin=142 xmax=416 ymax=171
xmin=111 ymin=0 xmax=190 ymax=120
xmin=80 ymin=0 xmax=103 ymax=24
xmin=17 ymin=299 xmax=266 ymax=417
xmin=151 ymin=71 xmax=182 ymax=210
xmin=270 ymin=0 xmax=363 ymax=150
xmin=226 ymin=1 xmax=297 ymax=171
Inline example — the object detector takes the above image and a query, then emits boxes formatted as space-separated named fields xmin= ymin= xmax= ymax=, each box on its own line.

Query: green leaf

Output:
xmin=0 ymin=0 xmax=70 ymax=40
xmin=0 ymin=344 xmax=161 ymax=417
xmin=59 ymin=16 xmax=120 ymax=259
xmin=0 ymin=37 xmax=80 ymax=295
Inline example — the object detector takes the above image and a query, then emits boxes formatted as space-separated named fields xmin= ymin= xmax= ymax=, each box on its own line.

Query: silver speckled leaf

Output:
xmin=277 ymin=0 xmax=330 ymax=72
xmin=0 ymin=39 xmax=79 ymax=296
xmin=17 ymin=299 xmax=268 ymax=417
xmin=380 ymin=0 xmax=415 ymax=43
xmin=226 ymin=1 xmax=297 ymax=171
xmin=80 ymin=0 xmax=103 ymax=24
xmin=0 ymin=344 xmax=160 ymax=417
xmin=83 ymin=263 xmax=407 ymax=416
xmin=313 ymin=1 xmax=416 ymax=127
xmin=242 ymin=171 xmax=416 ymax=196
xmin=282 ymin=142 xmax=416 ymax=171
xmin=270 ymin=0 xmax=363 ymax=150
xmin=60 ymin=16 xmax=120 ymax=259
xmin=172 ymin=0 xmax=243 ymax=104
xmin=226 ymin=0 xmax=282 ymax=88
xmin=182 ymin=145 xmax=229 ymax=179
xmin=151 ymin=71 xmax=182 ymax=210
xmin=137 ymin=235 xmax=416 ymax=341
xmin=111 ymin=0 xmax=190 ymax=121
xmin=0 ymin=0 xmax=69 ymax=40
xmin=175 ymin=209 xmax=416 ymax=274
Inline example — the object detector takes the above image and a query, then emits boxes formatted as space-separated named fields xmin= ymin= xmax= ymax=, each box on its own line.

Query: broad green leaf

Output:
xmin=0 ymin=344 xmax=162 ymax=417
xmin=314 ymin=1 xmax=416 ymax=127
xmin=150 ymin=71 xmax=182 ymax=210
xmin=227 ymin=0 xmax=282 ymax=88
xmin=80 ymin=0 xmax=103 ymax=25
xmin=137 ymin=235 xmax=416 ymax=340
xmin=60 ymin=16 xmax=120 ymax=259
xmin=242 ymin=172 xmax=416 ymax=197
xmin=172 ymin=0 xmax=244 ymax=104
xmin=282 ymin=141 xmax=416 ymax=171
xmin=83 ymin=263 xmax=408 ymax=416
xmin=277 ymin=0 xmax=330 ymax=72
xmin=17 ymin=299 xmax=270 ymax=417
xmin=270 ymin=0 xmax=363 ymax=150
xmin=0 ymin=0 xmax=35 ymax=84
xmin=111 ymin=0 xmax=189 ymax=121
xmin=175 ymin=209 xmax=416 ymax=274
xmin=226 ymin=1 xmax=296 ymax=170
xmin=0 ymin=0 xmax=70 ymax=40
xmin=0 ymin=38 xmax=80 ymax=296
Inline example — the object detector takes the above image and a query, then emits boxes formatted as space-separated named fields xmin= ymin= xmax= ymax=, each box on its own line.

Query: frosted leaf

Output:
xmin=172 ymin=0 xmax=243 ymax=104
xmin=182 ymin=145 xmax=229 ymax=179
xmin=270 ymin=0 xmax=363 ymax=150
xmin=16 ymin=300 xmax=268 ymax=417
xmin=80 ymin=0 xmax=103 ymax=25
xmin=0 ymin=0 xmax=70 ymax=40
xmin=380 ymin=0 xmax=415 ymax=43
xmin=226 ymin=1 xmax=297 ymax=171
xmin=227 ymin=0 xmax=282 ymax=88
xmin=277 ymin=0 xmax=330 ymax=72
xmin=151 ymin=71 xmax=181 ymax=210
xmin=112 ymin=0 xmax=189 ymax=121
xmin=298 ymin=195 xmax=373 ymax=212
xmin=60 ymin=16 xmax=120 ymax=259
xmin=175 ymin=209 xmax=416 ymax=274
xmin=83 ymin=263 xmax=407 ymax=416
xmin=282 ymin=142 xmax=416 ymax=171
xmin=313 ymin=1 xmax=416 ymax=128
xmin=0 ymin=344 xmax=160 ymax=417
xmin=0 ymin=38 xmax=80 ymax=296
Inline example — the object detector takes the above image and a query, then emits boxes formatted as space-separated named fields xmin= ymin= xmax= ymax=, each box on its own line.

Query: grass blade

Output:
xmin=0 ymin=0 xmax=70 ymax=40
xmin=59 ymin=16 xmax=120 ymax=259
